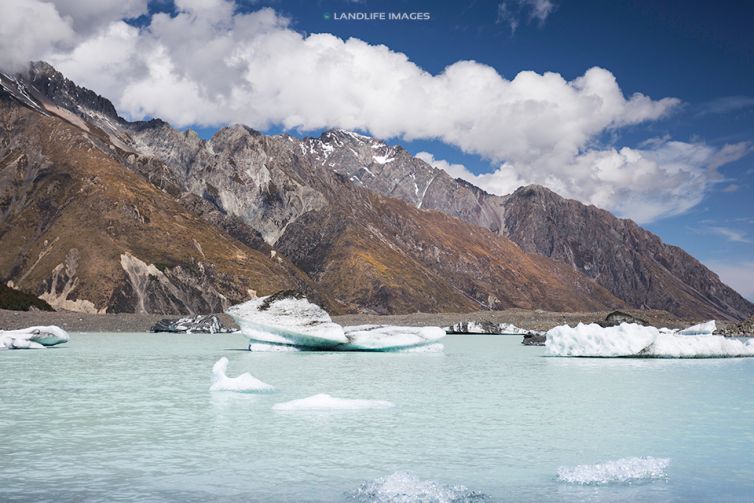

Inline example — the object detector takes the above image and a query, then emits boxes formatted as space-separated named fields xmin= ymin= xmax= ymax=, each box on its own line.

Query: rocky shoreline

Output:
xmin=0 ymin=307 xmax=726 ymax=334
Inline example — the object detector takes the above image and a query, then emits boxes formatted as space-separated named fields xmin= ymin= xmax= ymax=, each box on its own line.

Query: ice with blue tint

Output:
xmin=0 ymin=325 xmax=69 ymax=350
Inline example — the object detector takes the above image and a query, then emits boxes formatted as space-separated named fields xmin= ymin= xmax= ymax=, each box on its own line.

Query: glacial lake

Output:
xmin=1 ymin=333 xmax=753 ymax=502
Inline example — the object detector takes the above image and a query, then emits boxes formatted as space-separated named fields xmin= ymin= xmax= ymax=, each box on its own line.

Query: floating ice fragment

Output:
xmin=0 ymin=326 xmax=70 ymax=350
xmin=557 ymin=456 xmax=670 ymax=485
xmin=272 ymin=393 xmax=394 ymax=411
xmin=209 ymin=357 xmax=275 ymax=393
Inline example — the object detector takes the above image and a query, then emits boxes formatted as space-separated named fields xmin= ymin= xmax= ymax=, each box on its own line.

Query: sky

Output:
xmin=0 ymin=0 xmax=752 ymax=299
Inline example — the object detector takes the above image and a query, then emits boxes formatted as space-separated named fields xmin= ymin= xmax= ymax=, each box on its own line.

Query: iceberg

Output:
xmin=226 ymin=291 xmax=347 ymax=349
xmin=227 ymin=291 xmax=446 ymax=352
xmin=0 ymin=326 xmax=70 ymax=350
xmin=340 ymin=325 xmax=445 ymax=351
xmin=272 ymin=393 xmax=394 ymax=411
xmin=546 ymin=322 xmax=754 ymax=358
xmin=557 ymin=456 xmax=670 ymax=485
xmin=209 ymin=357 xmax=275 ymax=393
xmin=677 ymin=320 xmax=716 ymax=336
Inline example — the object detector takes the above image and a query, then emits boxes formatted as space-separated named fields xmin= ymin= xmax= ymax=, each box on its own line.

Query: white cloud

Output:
xmin=1 ymin=1 xmax=747 ymax=223
xmin=705 ymin=260 xmax=754 ymax=301
xmin=417 ymin=140 xmax=749 ymax=224
xmin=0 ymin=0 xmax=75 ymax=71
xmin=708 ymin=227 xmax=751 ymax=243
xmin=497 ymin=0 xmax=556 ymax=34
xmin=0 ymin=0 xmax=149 ymax=71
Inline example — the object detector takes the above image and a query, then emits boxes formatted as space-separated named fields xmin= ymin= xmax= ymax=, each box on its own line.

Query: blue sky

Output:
xmin=7 ymin=0 xmax=749 ymax=298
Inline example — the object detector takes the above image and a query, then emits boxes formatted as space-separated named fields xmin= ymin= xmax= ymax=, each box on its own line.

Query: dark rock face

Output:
xmin=499 ymin=186 xmax=753 ymax=321
xmin=150 ymin=315 xmax=234 ymax=334
xmin=0 ymin=284 xmax=54 ymax=312
xmin=598 ymin=311 xmax=649 ymax=327
xmin=522 ymin=334 xmax=547 ymax=346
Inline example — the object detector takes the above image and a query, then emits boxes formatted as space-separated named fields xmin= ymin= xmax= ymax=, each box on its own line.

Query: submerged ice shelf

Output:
xmin=227 ymin=291 xmax=445 ymax=352
xmin=546 ymin=322 xmax=754 ymax=358
xmin=272 ymin=393 xmax=394 ymax=411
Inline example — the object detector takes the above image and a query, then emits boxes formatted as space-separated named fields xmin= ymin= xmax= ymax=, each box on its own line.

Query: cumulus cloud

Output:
xmin=0 ymin=0 xmax=746 ymax=222
xmin=0 ymin=0 xmax=149 ymax=71
xmin=418 ymin=140 xmax=750 ymax=224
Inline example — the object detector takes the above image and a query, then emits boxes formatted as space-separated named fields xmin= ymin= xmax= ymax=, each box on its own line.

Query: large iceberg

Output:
xmin=272 ymin=393 xmax=394 ymax=411
xmin=226 ymin=291 xmax=347 ymax=349
xmin=0 ymin=326 xmax=70 ymax=350
xmin=209 ymin=357 xmax=275 ymax=393
xmin=546 ymin=322 xmax=754 ymax=358
xmin=226 ymin=291 xmax=446 ymax=352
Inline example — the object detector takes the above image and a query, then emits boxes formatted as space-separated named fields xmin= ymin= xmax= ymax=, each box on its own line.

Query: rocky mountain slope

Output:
xmin=2 ymin=61 xmax=749 ymax=319
xmin=0 ymin=62 xmax=625 ymax=315
xmin=0 ymin=75 xmax=331 ymax=314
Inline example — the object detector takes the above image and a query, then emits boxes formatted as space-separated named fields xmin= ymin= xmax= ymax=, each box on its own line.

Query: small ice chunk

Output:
xmin=209 ymin=357 xmax=275 ymax=393
xmin=272 ymin=393 xmax=394 ymax=411
xmin=557 ymin=456 xmax=670 ymax=485
xmin=678 ymin=320 xmax=716 ymax=336
xmin=0 ymin=326 xmax=70 ymax=350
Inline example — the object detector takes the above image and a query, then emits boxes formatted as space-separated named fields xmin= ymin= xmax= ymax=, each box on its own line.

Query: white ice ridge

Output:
xmin=350 ymin=472 xmax=485 ymax=503
xmin=557 ymin=456 xmax=670 ymax=485
xmin=0 ymin=326 xmax=70 ymax=350
xmin=272 ymin=393 xmax=394 ymax=411
xmin=677 ymin=320 xmax=716 ymax=335
xmin=546 ymin=322 xmax=754 ymax=358
xmin=209 ymin=357 xmax=275 ymax=393
xmin=227 ymin=292 xmax=446 ymax=352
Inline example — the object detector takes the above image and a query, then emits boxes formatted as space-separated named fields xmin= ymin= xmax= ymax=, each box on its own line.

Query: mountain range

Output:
xmin=1 ymin=61 xmax=751 ymax=320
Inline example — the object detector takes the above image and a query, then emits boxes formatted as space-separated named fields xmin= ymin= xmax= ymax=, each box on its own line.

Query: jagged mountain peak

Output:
xmin=23 ymin=60 xmax=122 ymax=123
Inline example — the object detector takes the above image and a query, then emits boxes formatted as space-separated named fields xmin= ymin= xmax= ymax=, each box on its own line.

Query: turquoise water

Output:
xmin=1 ymin=333 xmax=753 ymax=502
